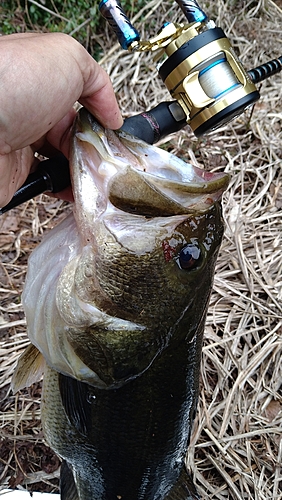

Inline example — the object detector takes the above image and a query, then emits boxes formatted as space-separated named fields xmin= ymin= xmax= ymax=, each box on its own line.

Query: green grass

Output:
xmin=1 ymin=1 xmax=101 ymax=55
xmin=0 ymin=0 xmax=148 ymax=58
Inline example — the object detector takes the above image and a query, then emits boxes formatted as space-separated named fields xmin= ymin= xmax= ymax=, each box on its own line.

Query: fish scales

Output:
xmin=12 ymin=108 xmax=229 ymax=499
xmin=43 ymin=324 xmax=201 ymax=499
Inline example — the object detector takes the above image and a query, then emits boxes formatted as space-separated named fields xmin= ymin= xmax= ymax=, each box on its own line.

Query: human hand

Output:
xmin=0 ymin=32 xmax=123 ymax=207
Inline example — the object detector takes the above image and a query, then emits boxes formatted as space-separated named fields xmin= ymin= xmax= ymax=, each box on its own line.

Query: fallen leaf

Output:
xmin=265 ymin=400 xmax=282 ymax=422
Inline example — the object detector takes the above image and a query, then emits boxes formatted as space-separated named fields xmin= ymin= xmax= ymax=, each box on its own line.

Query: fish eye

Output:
xmin=177 ymin=243 xmax=201 ymax=270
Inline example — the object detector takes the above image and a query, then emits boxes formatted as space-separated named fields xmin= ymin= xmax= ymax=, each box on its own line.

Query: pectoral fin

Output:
xmin=58 ymin=373 xmax=93 ymax=437
xmin=11 ymin=343 xmax=46 ymax=393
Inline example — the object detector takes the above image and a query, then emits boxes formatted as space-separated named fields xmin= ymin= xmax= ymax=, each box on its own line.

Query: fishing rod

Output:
xmin=1 ymin=0 xmax=281 ymax=215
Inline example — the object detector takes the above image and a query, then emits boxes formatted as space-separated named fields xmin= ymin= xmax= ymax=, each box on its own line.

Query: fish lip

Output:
xmin=73 ymin=108 xmax=108 ymax=156
xmin=74 ymin=107 xmax=103 ymax=136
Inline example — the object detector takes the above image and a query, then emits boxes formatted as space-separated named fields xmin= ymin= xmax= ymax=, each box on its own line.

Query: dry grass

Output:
xmin=0 ymin=0 xmax=282 ymax=497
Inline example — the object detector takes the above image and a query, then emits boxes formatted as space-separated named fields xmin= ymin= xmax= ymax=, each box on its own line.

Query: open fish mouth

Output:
xmin=71 ymin=107 xmax=229 ymax=221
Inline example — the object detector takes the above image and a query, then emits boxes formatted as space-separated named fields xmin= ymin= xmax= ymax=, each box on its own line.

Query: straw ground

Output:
xmin=0 ymin=0 xmax=281 ymax=498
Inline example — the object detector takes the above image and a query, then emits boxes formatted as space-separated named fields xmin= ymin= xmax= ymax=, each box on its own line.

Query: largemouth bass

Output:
xmin=13 ymin=108 xmax=229 ymax=499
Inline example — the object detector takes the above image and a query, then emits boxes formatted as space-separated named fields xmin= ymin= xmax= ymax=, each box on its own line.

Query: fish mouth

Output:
xmin=71 ymin=108 xmax=229 ymax=218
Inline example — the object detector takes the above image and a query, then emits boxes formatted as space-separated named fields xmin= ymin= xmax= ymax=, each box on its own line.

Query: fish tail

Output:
xmin=164 ymin=466 xmax=201 ymax=500
xmin=60 ymin=460 xmax=79 ymax=500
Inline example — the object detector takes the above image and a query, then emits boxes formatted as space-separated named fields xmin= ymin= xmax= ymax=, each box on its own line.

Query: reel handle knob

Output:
xmin=248 ymin=57 xmax=282 ymax=84
xmin=175 ymin=0 xmax=207 ymax=23
xmin=99 ymin=0 xmax=140 ymax=50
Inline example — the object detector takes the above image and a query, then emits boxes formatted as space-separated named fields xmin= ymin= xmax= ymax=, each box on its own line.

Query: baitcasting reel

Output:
xmin=99 ymin=0 xmax=282 ymax=137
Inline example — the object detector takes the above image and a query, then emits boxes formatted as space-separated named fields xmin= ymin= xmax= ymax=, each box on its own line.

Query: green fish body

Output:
xmin=14 ymin=109 xmax=229 ymax=499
